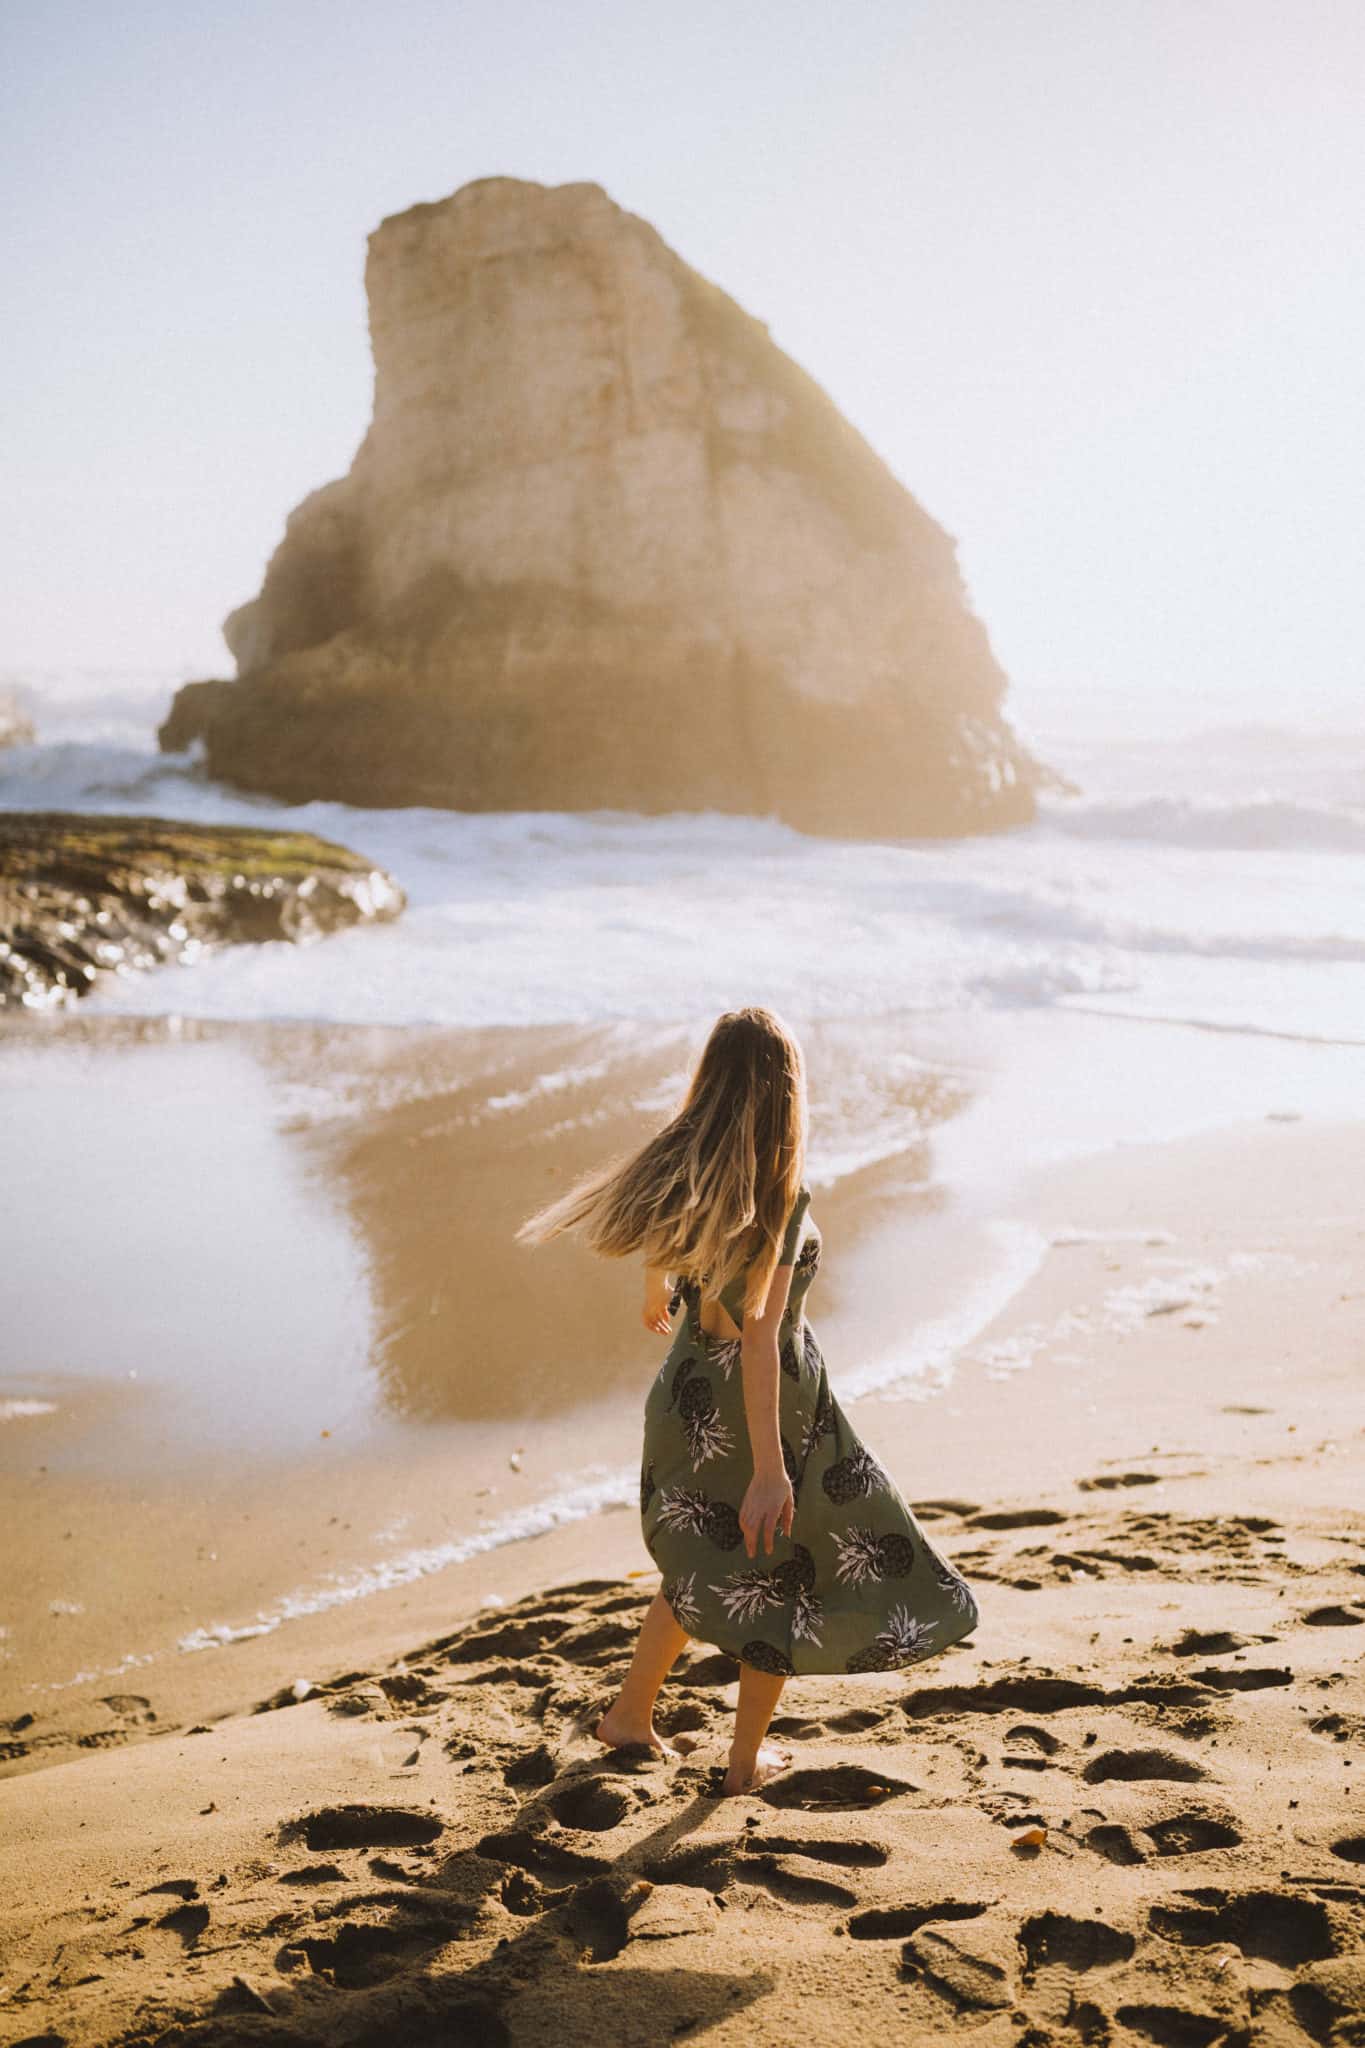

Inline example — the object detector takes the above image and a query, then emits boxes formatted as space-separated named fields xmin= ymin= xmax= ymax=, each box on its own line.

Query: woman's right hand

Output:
xmin=739 ymin=1467 xmax=795 ymax=1557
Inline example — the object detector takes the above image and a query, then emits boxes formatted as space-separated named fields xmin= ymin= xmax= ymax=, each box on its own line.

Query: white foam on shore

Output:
xmin=836 ymin=1218 xmax=1054 ymax=1405
xmin=0 ymin=1398 xmax=58 ymax=1422
xmin=28 ymin=1462 xmax=639 ymax=1692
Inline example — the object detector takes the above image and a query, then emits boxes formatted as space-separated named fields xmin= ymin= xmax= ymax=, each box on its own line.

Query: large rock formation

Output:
xmin=0 ymin=814 xmax=404 ymax=1008
xmin=162 ymin=177 xmax=1054 ymax=834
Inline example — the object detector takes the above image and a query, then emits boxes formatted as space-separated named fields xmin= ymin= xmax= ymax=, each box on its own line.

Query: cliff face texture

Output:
xmin=161 ymin=177 xmax=1050 ymax=834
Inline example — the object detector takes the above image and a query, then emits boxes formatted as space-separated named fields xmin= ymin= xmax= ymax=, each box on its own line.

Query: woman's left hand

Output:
xmin=642 ymin=1283 xmax=673 ymax=1334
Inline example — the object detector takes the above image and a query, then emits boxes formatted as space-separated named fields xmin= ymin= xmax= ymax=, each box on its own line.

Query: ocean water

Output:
xmin=4 ymin=668 xmax=1363 ymax=1046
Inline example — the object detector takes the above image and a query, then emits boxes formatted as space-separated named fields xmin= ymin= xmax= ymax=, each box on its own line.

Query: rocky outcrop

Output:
xmin=161 ymin=176 xmax=1057 ymax=835
xmin=0 ymin=813 xmax=404 ymax=1009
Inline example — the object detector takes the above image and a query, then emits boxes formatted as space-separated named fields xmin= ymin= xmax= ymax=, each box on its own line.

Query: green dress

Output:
xmin=640 ymin=1185 xmax=980 ymax=1676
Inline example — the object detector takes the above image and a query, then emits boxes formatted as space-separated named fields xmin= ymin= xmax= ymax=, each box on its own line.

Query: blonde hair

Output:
xmin=516 ymin=1006 xmax=808 ymax=1319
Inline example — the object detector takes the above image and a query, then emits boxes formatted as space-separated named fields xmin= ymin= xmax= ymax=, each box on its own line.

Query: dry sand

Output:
xmin=2 ymin=1100 xmax=1363 ymax=2046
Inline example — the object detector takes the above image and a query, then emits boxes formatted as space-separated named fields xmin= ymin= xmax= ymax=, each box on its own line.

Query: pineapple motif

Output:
xmin=666 ymin=1353 xmax=695 ymax=1412
xmin=801 ymin=1325 xmax=821 ymax=1377
xmin=703 ymin=1498 xmax=743 ymax=1551
xmin=779 ymin=1333 xmax=801 ymax=1382
xmin=712 ymin=1565 xmax=783 ymax=1624
xmin=702 ymin=1330 xmax=742 ymax=1382
xmin=796 ymin=1230 xmax=821 ymax=1275
xmin=821 ymin=1444 xmax=891 ymax=1506
xmin=832 ymin=1526 xmax=917 ymax=1584
xmin=845 ymin=1604 xmax=938 ymax=1673
xmin=661 ymin=1571 xmax=701 ymax=1632
xmin=845 ymin=1637 xmax=896 ymax=1673
xmin=655 ymin=1487 xmax=713 ymax=1537
xmin=800 ymin=1383 xmax=836 ymax=1461
xmin=771 ymin=1543 xmax=817 ymax=1597
xmin=878 ymin=1532 xmax=918 ymax=1577
xmin=640 ymin=1461 xmax=655 ymax=1515
xmin=678 ymin=1373 xmax=734 ymax=1470
xmin=740 ymin=1639 xmax=795 ymax=1677
xmin=832 ymin=1526 xmax=885 ymax=1586
xmin=654 ymin=1486 xmax=745 ymax=1553
xmin=931 ymin=1552 xmax=977 ymax=1616
xmin=790 ymin=1585 xmax=825 ymax=1645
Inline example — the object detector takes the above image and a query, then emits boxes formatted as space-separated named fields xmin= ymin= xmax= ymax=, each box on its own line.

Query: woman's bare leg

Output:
xmin=722 ymin=1664 xmax=791 ymax=1794
xmin=594 ymin=1588 xmax=690 ymax=1757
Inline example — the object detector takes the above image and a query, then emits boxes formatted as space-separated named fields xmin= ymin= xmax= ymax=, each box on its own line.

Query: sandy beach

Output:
xmin=2 ymin=1024 xmax=1362 ymax=2046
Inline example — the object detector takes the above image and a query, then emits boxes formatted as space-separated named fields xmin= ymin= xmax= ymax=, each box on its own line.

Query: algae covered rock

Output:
xmin=0 ymin=811 xmax=404 ymax=1009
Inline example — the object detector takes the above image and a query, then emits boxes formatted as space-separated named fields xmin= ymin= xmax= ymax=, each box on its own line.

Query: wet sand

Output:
xmin=1 ymin=1020 xmax=1362 ymax=2043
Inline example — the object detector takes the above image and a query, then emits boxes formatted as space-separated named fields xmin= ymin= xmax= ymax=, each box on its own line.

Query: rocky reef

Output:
xmin=161 ymin=176 xmax=1058 ymax=836
xmin=0 ymin=812 xmax=404 ymax=1009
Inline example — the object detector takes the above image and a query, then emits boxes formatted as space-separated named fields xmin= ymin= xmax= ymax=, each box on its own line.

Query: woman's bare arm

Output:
xmin=738 ymin=1260 xmax=797 ymax=1556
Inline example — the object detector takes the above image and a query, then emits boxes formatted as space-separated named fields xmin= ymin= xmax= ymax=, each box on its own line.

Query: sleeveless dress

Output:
xmin=639 ymin=1185 xmax=980 ymax=1677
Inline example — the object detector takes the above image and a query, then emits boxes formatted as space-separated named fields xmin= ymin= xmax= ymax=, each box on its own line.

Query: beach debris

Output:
xmin=509 ymin=1448 xmax=524 ymax=1472
xmin=290 ymin=1679 xmax=315 ymax=1701
xmin=1011 ymin=1825 xmax=1048 ymax=1851
xmin=230 ymin=1973 xmax=277 ymax=2013
xmin=479 ymin=1592 xmax=507 ymax=1608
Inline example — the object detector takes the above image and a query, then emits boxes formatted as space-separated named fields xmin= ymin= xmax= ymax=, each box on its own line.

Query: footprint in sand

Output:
xmin=1148 ymin=1889 xmax=1336 ymax=1967
xmin=1166 ymin=1628 xmax=1255 ymax=1657
xmin=756 ymin=1763 xmax=915 ymax=1811
xmin=291 ymin=1907 xmax=470 ymax=1989
xmin=1188 ymin=1664 xmax=1292 ymax=1691
xmin=848 ymin=1900 xmax=988 ymax=1941
xmin=545 ymin=1776 xmax=634 ymax=1832
xmin=1114 ymin=2004 xmax=1229 ymax=2046
xmin=739 ymin=1855 xmax=860 ymax=1908
xmin=825 ymin=1704 xmax=894 ymax=1734
xmin=1144 ymin=1812 xmax=1243 ymax=1856
xmin=747 ymin=1832 xmax=889 ymax=1868
xmin=99 ymin=1692 xmax=157 ymax=1725
xmin=1302 ymin=1604 xmax=1365 ymax=1627
xmin=1000 ymin=1723 xmax=1062 ymax=1772
xmin=562 ymin=1873 xmax=655 ymax=1964
xmin=476 ymin=1824 xmax=610 ymax=1879
xmin=1020 ymin=1911 xmax=1135 ymax=1975
xmin=283 ymin=1804 xmax=445 ymax=1852
xmin=1084 ymin=1823 xmax=1145 ymax=1866
xmin=1082 ymin=1747 xmax=1208 ymax=1785
xmin=968 ymin=1507 xmax=1069 ymax=1531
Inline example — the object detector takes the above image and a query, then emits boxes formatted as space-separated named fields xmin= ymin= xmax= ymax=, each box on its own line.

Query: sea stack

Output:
xmin=162 ymin=176 xmax=1050 ymax=834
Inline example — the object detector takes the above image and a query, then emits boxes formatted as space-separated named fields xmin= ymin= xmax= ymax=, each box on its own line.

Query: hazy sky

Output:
xmin=4 ymin=0 xmax=1363 ymax=733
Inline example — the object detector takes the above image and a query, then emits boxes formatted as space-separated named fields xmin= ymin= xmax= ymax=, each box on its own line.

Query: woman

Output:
xmin=517 ymin=1005 xmax=979 ymax=1795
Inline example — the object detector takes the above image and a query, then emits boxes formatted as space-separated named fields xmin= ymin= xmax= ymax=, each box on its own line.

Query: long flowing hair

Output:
xmin=516 ymin=1007 xmax=808 ymax=1319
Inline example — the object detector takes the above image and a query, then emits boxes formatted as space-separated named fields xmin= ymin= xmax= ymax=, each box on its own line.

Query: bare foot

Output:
xmin=721 ymin=1741 xmax=791 ymax=1796
xmin=593 ymin=1705 xmax=681 ymax=1760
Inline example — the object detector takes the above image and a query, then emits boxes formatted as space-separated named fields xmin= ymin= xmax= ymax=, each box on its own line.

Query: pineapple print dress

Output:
xmin=640 ymin=1185 xmax=980 ymax=1677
